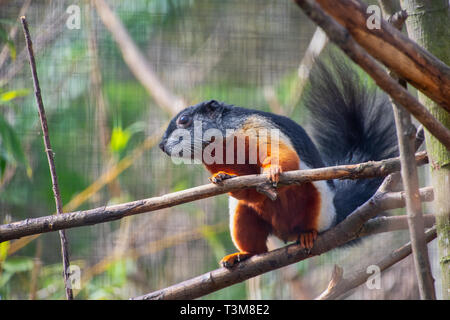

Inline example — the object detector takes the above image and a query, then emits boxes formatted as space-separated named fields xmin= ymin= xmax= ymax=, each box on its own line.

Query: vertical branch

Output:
xmin=380 ymin=2 xmax=436 ymax=299
xmin=392 ymin=95 xmax=436 ymax=299
xmin=21 ymin=16 xmax=73 ymax=300
xmin=401 ymin=0 xmax=450 ymax=300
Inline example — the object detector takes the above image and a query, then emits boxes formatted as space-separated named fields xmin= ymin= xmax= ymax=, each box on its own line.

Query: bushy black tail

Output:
xmin=304 ymin=55 xmax=398 ymax=225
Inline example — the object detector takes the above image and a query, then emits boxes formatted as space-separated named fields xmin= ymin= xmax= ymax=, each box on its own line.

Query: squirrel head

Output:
xmin=159 ymin=100 xmax=230 ymax=160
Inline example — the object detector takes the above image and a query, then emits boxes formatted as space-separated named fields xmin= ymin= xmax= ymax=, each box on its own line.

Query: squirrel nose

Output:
xmin=159 ymin=141 xmax=165 ymax=152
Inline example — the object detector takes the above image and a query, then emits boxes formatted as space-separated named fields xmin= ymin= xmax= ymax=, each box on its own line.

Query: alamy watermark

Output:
xmin=66 ymin=5 xmax=81 ymax=30
xmin=366 ymin=5 xmax=381 ymax=30
xmin=366 ymin=264 xmax=381 ymax=290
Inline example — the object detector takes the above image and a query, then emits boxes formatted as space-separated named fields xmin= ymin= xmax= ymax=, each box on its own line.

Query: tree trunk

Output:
xmin=401 ymin=0 xmax=450 ymax=300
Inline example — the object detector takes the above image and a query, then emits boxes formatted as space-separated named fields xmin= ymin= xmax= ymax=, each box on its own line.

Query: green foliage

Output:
xmin=0 ymin=89 xmax=30 ymax=103
xmin=0 ymin=113 xmax=31 ymax=179
xmin=0 ymin=24 xmax=16 ymax=61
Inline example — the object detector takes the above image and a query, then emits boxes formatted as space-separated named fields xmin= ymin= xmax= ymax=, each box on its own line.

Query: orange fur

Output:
xmin=204 ymin=127 xmax=322 ymax=265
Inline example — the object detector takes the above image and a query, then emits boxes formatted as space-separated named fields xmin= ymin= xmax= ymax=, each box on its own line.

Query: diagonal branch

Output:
xmin=311 ymin=0 xmax=450 ymax=113
xmin=21 ymin=16 xmax=73 ymax=300
xmin=0 ymin=152 xmax=428 ymax=243
xmin=292 ymin=0 xmax=450 ymax=151
xmin=316 ymin=226 xmax=437 ymax=300
xmin=131 ymin=192 xmax=434 ymax=300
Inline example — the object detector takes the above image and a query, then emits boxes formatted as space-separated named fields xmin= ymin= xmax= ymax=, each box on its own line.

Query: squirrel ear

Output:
xmin=203 ymin=100 xmax=224 ymax=115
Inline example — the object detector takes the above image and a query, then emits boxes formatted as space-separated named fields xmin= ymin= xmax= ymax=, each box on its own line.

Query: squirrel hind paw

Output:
xmin=220 ymin=252 xmax=253 ymax=268
xmin=209 ymin=171 xmax=237 ymax=185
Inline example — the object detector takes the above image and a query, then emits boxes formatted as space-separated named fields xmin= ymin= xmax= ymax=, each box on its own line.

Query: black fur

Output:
xmin=304 ymin=56 xmax=398 ymax=224
xmin=159 ymin=56 xmax=398 ymax=228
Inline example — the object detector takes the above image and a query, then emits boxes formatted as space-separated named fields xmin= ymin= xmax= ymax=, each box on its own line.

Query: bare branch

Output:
xmin=292 ymin=0 xmax=450 ymax=151
xmin=316 ymin=226 xmax=436 ymax=300
xmin=0 ymin=152 xmax=428 ymax=243
xmin=20 ymin=16 xmax=73 ymax=300
xmin=131 ymin=194 xmax=434 ymax=300
xmin=381 ymin=2 xmax=436 ymax=299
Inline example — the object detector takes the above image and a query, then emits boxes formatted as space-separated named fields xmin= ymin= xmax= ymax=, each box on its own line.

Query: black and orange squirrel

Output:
xmin=159 ymin=58 xmax=398 ymax=268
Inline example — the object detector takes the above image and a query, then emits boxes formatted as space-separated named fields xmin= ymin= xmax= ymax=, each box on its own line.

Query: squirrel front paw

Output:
xmin=263 ymin=165 xmax=282 ymax=186
xmin=209 ymin=171 xmax=237 ymax=185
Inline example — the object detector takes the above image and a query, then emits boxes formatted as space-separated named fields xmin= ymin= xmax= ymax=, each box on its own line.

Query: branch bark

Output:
xmin=21 ymin=16 xmax=73 ymax=300
xmin=316 ymin=226 xmax=437 ymax=300
xmin=309 ymin=0 xmax=450 ymax=113
xmin=132 ymin=193 xmax=434 ymax=300
xmin=380 ymin=1 xmax=436 ymax=299
xmin=291 ymin=0 xmax=450 ymax=151
xmin=0 ymin=152 xmax=428 ymax=243
xmin=401 ymin=0 xmax=450 ymax=300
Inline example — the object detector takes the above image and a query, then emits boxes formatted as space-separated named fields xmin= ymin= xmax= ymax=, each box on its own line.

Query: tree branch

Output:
xmin=0 ymin=152 xmax=428 ymax=243
xmin=292 ymin=0 xmax=450 ymax=151
xmin=380 ymin=2 xmax=436 ymax=299
xmin=131 ymin=192 xmax=434 ymax=300
xmin=21 ymin=16 xmax=73 ymax=300
xmin=316 ymin=226 xmax=437 ymax=300
xmin=310 ymin=0 xmax=450 ymax=113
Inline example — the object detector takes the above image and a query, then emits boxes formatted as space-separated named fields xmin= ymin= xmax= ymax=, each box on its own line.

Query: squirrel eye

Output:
xmin=177 ymin=114 xmax=191 ymax=127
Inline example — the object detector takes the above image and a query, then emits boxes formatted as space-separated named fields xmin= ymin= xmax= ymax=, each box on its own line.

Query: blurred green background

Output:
xmin=0 ymin=0 xmax=439 ymax=299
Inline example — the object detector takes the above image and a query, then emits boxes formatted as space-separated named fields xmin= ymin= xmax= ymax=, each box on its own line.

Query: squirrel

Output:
xmin=159 ymin=57 xmax=398 ymax=268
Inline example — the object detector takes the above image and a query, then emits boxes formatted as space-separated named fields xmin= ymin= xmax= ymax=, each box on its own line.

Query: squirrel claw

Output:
xmin=264 ymin=165 xmax=282 ymax=186
xmin=296 ymin=230 xmax=317 ymax=251
xmin=220 ymin=252 xmax=253 ymax=268
xmin=209 ymin=171 xmax=237 ymax=185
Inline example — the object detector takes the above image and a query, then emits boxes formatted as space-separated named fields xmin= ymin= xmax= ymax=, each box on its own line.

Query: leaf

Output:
xmin=0 ymin=241 xmax=9 ymax=262
xmin=0 ymin=89 xmax=30 ymax=102
xmin=0 ymin=26 xmax=16 ymax=61
xmin=0 ymin=270 xmax=14 ymax=288
xmin=109 ymin=127 xmax=131 ymax=153
xmin=0 ymin=114 xmax=31 ymax=177
xmin=2 ymin=256 xmax=33 ymax=273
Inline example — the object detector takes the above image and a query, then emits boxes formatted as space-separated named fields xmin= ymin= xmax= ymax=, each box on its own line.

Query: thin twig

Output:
xmin=0 ymin=152 xmax=428 ymax=242
xmin=316 ymin=226 xmax=437 ymax=300
xmin=292 ymin=0 xmax=450 ymax=150
xmin=380 ymin=3 xmax=436 ymax=299
xmin=20 ymin=16 xmax=73 ymax=300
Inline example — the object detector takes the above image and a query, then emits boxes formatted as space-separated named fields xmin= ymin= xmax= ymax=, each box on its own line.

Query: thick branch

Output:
xmin=0 ymin=152 xmax=428 ymax=243
xmin=292 ymin=0 xmax=450 ymax=150
xmin=132 ymin=194 xmax=434 ymax=300
xmin=309 ymin=0 xmax=450 ymax=113
xmin=316 ymin=226 xmax=437 ymax=300
xmin=21 ymin=16 xmax=73 ymax=300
